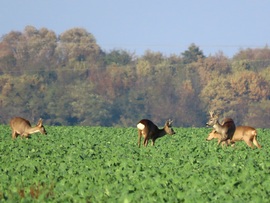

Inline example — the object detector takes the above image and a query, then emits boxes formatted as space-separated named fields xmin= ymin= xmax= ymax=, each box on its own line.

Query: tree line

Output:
xmin=0 ymin=26 xmax=270 ymax=127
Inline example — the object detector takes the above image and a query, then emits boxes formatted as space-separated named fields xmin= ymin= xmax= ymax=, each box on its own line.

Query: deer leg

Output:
xmin=143 ymin=138 xmax=149 ymax=147
xmin=21 ymin=134 xmax=26 ymax=139
xmin=152 ymin=139 xmax=156 ymax=146
xmin=218 ymin=136 xmax=230 ymax=146
xmin=221 ymin=140 xmax=229 ymax=147
xmin=243 ymin=138 xmax=254 ymax=149
xmin=252 ymin=137 xmax=262 ymax=149
xmin=138 ymin=130 xmax=142 ymax=147
xmin=12 ymin=130 xmax=16 ymax=139
xmin=22 ymin=133 xmax=28 ymax=139
xmin=220 ymin=141 xmax=225 ymax=148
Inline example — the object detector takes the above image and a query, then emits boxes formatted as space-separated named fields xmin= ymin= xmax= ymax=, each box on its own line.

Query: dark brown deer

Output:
xmin=137 ymin=119 xmax=175 ymax=147
xmin=10 ymin=117 xmax=47 ymax=139
xmin=206 ymin=126 xmax=261 ymax=148
xmin=206 ymin=111 xmax=236 ymax=146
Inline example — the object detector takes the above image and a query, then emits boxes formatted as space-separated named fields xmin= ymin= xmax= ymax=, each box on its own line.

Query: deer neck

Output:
xmin=25 ymin=126 xmax=41 ymax=134
xmin=156 ymin=128 xmax=167 ymax=138
xmin=213 ymin=121 xmax=223 ymax=133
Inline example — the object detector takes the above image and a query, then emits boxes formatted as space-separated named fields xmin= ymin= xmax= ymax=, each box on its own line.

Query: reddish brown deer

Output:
xmin=206 ymin=129 xmax=229 ymax=146
xmin=206 ymin=126 xmax=261 ymax=148
xmin=206 ymin=111 xmax=236 ymax=146
xmin=10 ymin=117 xmax=47 ymax=139
xmin=137 ymin=119 xmax=175 ymax=147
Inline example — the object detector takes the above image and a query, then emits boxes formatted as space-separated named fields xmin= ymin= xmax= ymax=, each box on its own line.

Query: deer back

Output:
xmin=137 ymin=119 xmax=159 ymax=138
xmin=231 ymin=126 xmax=257 ymax=141
xmin=10 ymin=117 xmax=32 ymax=134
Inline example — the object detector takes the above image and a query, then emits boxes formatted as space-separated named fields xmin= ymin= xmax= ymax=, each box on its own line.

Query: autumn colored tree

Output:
xmin=0 ymin=26 xmax=58 ymax=75
xmin=0 ymin=26 xmax=270 ymax=127
xmin=174 ymin=80 xmax=205 ymax=126
xmin=0 ymin=31 xmax=26 ymax=75
xmin=56 ymin=28 xmax=101 ymax=68
xmin=200 ymin=70 xmax=270 ymax=125
xmin=233 ymin=46 xmax=270 ymax=72
xmin=23 ymin=26 xmax=57 ymax=69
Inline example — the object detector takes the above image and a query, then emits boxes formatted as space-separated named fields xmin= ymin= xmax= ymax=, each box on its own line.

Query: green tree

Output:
xmin=104 ymin=49 xmax=133 ymax=66
xmin=68 ymin=80 xmax=112 ymax=126
xmin=0 ymin=74 xmax=47 ymax=123
xmin=182 ymin=43 xmax=205 ymax=64
xmin=43 ymin=81 xmax=74 ymax=126
xmin=245 ymin=100 xmax=270 ymax=128
xmin=231 ymin=60 xmax=251 ymax=73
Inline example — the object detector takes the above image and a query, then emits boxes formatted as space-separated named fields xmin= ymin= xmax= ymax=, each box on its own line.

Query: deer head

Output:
xmin=36 ymin=118 xmax=47 ymax=135
xmin=206 ymin=111 xmax=219 ymax=127
xmin=164 ymin=119 xmax=175 ymax=135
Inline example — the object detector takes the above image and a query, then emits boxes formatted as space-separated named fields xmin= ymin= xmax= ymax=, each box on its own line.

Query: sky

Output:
xmin=1 ymin=0 xmax=270 ymax=58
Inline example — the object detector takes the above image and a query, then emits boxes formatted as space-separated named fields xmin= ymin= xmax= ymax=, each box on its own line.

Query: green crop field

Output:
xmin=0 ymin=125 xmax=269 ymax=202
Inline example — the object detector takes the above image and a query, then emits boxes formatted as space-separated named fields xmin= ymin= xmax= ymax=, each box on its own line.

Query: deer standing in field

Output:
xmin=206 ymin=111 xmax=236 ymax=146
xmin=10 ymin=117 xmax=47 ymax=139
xmin=206 ymin=126 xmax=261 ymax=148
xmin=137 ymin=119 xmax=175 ymax=147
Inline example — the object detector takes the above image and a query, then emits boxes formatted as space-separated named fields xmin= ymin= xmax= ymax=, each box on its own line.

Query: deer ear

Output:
xmin=37 ymin=118 xmax=43 ymax=126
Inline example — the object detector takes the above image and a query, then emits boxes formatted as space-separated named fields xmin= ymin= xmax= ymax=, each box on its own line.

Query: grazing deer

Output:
xmin=206 ymin=126 xmax=261 ymax=148
xmin=137 ymin=119 xmax=175 ymax=147
xmin=206 ymin=129 xmax=230 ymax=146
xmin=206 ymin=111 xmax=236 ymax=146
xmin=10 ymin=117 xmax=47 ymax=139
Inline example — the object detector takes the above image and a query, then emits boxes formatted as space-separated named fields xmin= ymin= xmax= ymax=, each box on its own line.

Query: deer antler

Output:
xmin=209 ymin=111 xmax=215 ymax=118
xmin=166 ymin=119 xmax=173 ymax=126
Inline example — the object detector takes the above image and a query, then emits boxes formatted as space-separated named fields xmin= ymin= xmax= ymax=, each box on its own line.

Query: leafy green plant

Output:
xmin=0 ymin=125 xmax=269 ymax=202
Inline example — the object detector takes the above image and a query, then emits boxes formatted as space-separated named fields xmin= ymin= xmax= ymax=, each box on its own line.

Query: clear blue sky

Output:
xmin=1 ymin=0 xmax=269 ymax=58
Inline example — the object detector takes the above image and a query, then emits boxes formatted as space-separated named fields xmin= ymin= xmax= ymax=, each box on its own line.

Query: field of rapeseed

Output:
xmin=0 ymin=125 xmax=269 ymax=202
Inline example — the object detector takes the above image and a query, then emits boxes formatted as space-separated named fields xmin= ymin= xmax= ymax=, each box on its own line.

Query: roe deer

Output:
xmin=206 ymin=126 xmax=261 ymax=148
xmin=137 ymin=119 xmax=175 ymax=147
xmin=206 ymin=129 xmax=229 ymax=146
xmin=10 ymin=117 xmax=47 ymax=139
xmin=206 ymin=111 xmax=236 ymax=146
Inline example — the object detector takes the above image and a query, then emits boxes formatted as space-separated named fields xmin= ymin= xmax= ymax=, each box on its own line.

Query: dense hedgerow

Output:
xmin=0 ymin=125 xmax=269 ymax=202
